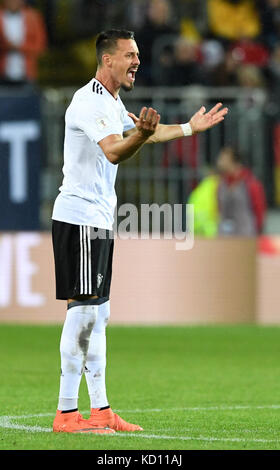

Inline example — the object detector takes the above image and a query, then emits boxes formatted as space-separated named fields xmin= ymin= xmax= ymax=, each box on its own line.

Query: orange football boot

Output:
xmin=53 ymin=410 xmax=115 ymax=434
xmin=89 ymin=407 xmax=143 ymax=432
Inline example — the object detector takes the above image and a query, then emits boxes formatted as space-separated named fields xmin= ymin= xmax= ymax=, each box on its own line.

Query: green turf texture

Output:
xmin=0 ymin=324 xmax=280 ymax=450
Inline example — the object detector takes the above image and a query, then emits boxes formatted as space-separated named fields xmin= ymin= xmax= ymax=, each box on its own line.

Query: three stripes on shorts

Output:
xmin=79 ymin=226 xmax=92 ymax=295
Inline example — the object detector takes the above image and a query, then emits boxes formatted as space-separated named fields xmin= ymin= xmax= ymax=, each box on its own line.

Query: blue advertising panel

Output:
xmin=0 ymin=90 xmax=41 ymax=230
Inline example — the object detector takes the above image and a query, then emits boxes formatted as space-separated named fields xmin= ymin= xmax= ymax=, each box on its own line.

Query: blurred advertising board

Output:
xmin=0 ymin=232 xmax=258 ymax=325
xmin=0 ymin=90 xmax=41 ymax=230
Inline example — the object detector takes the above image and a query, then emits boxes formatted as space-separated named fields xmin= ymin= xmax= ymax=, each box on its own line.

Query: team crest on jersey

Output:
xmin=97 ymin=273 xmax=103 ymax=288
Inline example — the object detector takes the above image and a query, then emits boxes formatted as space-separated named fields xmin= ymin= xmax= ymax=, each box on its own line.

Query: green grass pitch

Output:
xmin=1 ymin=324 xmax=280 ymax=450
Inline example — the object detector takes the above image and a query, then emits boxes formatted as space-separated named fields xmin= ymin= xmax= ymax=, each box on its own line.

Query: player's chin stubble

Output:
xmin=121 ymin=82 xmax=134 ymax=92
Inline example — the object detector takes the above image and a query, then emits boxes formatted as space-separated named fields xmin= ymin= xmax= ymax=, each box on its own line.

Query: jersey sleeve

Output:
xmin=119 ymin=98 xmax=136 ymax=133
xmin=74 ymin=95 xmax=123 ymax=143
xmin=123 ymin=109 xmax=136 ymax=133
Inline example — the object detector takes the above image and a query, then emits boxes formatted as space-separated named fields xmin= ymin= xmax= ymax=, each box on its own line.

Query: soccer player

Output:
xmin=52 ymin=29 xmax=228 ymax=434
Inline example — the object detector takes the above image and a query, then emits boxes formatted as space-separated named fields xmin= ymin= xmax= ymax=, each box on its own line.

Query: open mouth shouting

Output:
xmin=127 ymin=67 xmax=138 ymax=83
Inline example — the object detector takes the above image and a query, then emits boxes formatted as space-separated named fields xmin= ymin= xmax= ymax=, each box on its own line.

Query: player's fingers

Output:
xmin=149 ymin=113 xmax=160 ymax=129
xmin=207 ymin=102 xmax=223 ymax=116
xmin=127 ymin=112 xmax=139 ymax=123
xmin=214 ymin=107 xmax=228 ymax=119
xmin=142 ymin=108 xmax=159 ymax=130
xmin=206 ymin=108 xmax=228 ymax=127
xmin=214 ymin=116 xmax=225 ymax=124
xmin=198 ymin=106 xmax=206 ymax=115
xmin=155 ymin=113 xmax=161 ymax=127
xmin=145 ymin=107 xmax=157 ymax=123
xmin=139 ymin=106 xmax=160 ymax=131
xmin=221 ymin=107 xmax=229 ymax=116
xmin=210 ymin=115 xmax=225 ymax=128
xmin=139 ymin=107 xmax=148 ymax=121
xmin=151 ymin=110 xmax=160 ymax=127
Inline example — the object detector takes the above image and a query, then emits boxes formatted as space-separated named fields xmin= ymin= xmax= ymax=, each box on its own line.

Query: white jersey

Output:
xmin=52 ymin=78 xmax=135 ymax=230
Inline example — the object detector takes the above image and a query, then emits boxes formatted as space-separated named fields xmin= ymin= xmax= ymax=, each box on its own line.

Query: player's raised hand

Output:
xmin=128 ymin=107 xmax=161 ymax=138
xmin=189 ymin=103 xmax=228 ymax=134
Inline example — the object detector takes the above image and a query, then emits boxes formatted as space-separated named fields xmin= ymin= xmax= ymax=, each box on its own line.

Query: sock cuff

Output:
xmin=61 ymin=408 xmax=78 ymax=414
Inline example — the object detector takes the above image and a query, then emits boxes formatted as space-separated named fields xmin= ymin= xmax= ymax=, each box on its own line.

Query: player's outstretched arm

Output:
xmin=127 ymin=103 xmax=228 ymax=143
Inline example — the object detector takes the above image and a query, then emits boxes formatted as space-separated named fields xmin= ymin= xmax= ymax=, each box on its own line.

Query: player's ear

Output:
xmin=102 ymin=54 xmax=112 ymax=68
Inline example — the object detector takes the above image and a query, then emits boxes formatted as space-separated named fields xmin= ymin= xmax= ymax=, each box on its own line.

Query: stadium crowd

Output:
xmin=0 ymin=0 xmax=276 ymax=229
xmin=130 ymin=0 xmax=280 ymax=98
xmin=0 ymin=0 xmax=280 ymax=95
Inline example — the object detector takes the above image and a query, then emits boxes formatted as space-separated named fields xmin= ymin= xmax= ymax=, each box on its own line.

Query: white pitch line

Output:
xmin=0 ymin=418 xmax=279 ymax=444
xmin=116 ymin=433 xmax=280 ymax=444
xmin=0 ymin=417 xmax=52 ymax=433
xmin=1 ymin=406 xmax=280 ymax=445
xmin=116 ymin=404 xmax=280 ymax=413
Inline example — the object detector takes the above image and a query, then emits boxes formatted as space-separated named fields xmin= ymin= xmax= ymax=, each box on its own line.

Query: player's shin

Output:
xmin=58 ymin=304 xmax=98 ymax=412
xmin=85 ymin=300 xmax=110 ymax=409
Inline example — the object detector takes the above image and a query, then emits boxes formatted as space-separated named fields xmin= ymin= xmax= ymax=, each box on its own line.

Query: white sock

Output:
xmin=85 ymin=300 xmax=110 ymax=409
xmin=58 ymin=304 xmax=98 ymax=411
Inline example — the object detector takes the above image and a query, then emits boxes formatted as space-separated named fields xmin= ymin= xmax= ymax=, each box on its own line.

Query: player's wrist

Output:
xmin=135 ymin=127 xmax=154 ymax=142
xmin=180 ymin=122 xmax=193 ymax=137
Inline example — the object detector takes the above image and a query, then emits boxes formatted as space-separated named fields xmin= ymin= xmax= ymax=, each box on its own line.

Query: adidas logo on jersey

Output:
xmin=92 ymin=81 xmax=103 ymax=94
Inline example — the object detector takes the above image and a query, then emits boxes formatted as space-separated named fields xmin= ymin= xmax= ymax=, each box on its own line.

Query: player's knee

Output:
xmin=60 ymin=336 xmax=84 ymax=374
xmin=60 ymin=304 xmax=98 ymax=371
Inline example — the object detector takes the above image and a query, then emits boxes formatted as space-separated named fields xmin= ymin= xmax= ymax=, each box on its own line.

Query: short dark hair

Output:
xmin=96 ymin=29 xmax=135 ymax=65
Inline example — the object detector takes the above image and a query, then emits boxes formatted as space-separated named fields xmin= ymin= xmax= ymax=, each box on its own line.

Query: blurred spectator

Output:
xmin=136 ymin=0 xmax=179 ymax=85
xmin=258 ymin=0 xmax=280 ymax=49
xmin=236 ymin=63 xmax=266 ymax=88
xmin=210 ymin=49 xmax=267 ymax=88
xmin=126 ymin=0 xmax=149 ymax=31
xmin=176 ymin=0 xmax=209 ymax=42
xmin=208 ymin=0 xmax=261 ymax=44
xmin=156 ymin=37 xmax=208 ymax=86
xmin=210 ymin=36 xmax=269 ymax=86
xmin=216 ymin=146 xmax=266 ymax=236
xmin=188 ymin=169 xmax=220 ymax=238
xmin=266 ymin=42 xmax=280 ymax=98
xmin=0 ymin=0 xmax=47 ymax=85
xmin=210 ymin=49 xmax=239 ymax=86
xmin=229 ymin=37 xmax=269 ymax=67
xmin=201 ymin=39 xmax=225 ymax=72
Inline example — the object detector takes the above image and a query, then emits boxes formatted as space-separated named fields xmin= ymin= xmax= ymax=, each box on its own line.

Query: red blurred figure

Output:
xmin=0 ymin=0 xmax=47 ymax=84
xmin=217 ymin=146 xmax=266 ymax=236
xmin=229 ymin=38 xmax=269 ymax=67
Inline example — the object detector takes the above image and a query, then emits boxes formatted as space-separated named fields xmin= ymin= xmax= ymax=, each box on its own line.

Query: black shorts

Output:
xmin=52 ymin=220 xmax=114 ymax=303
